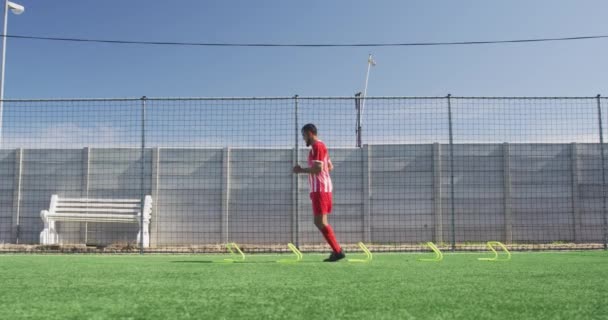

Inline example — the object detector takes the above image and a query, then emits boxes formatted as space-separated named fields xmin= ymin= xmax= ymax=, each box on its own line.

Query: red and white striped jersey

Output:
xmin=308 ymin=140 xmax=333 ymax=193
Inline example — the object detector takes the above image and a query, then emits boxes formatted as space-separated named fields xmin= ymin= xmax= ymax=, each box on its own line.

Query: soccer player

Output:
xmin=292 ymin=123 xmax=345 ymax=262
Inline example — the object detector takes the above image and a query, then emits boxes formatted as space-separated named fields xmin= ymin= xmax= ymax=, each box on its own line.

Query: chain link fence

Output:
xmin=0 ymin=96 xmax=606 ymax=253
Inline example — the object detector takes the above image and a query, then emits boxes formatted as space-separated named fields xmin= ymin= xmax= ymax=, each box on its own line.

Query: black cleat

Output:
xmin=323 ymin=251 xmax=346 ymax=262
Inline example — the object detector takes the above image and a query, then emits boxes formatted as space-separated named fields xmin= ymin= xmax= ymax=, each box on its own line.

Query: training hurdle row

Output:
xmin=214 ymin=241 xmax=510 ymax=263
xmin=418 ymin=241 xmax=512 ymax=262
xmin=215 ymin=242 xmax=373 ymax=264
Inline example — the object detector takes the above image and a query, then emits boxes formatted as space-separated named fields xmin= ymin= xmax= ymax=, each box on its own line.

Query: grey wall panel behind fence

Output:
xmin=1 ymin=144 xmax=604 ymax=249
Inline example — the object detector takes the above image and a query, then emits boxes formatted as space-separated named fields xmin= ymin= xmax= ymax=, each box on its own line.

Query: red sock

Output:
xmin=321 ymin=224 xmax=342 ymax=254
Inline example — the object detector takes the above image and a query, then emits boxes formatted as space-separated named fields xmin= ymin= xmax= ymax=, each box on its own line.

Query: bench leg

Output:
xmin=137 ymin=220 xmax=150 ymax=249
xmin=40 ymin=220 xmax=58 ymax=245
xmin=40 ymin=228 xmax=49 ymax=245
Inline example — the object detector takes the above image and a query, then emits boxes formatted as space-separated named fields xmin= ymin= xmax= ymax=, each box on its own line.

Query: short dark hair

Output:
xmin=301 ymin=123 xmax=317 ymax=135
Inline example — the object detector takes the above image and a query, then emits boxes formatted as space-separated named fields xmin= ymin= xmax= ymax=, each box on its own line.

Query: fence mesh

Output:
xmin=0 ymin=96 xmax=606 ymax=253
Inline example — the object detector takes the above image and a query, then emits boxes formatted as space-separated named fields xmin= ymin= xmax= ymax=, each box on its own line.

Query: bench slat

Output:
xmin=55 ymin=208 xmax=141 ymax=214
xmin=48 ymin=213 xmax=139 ymax=222
xmin=59 ymin=198 xmax=141 ymax=203
xmin=52 ymin=216 xmax=138 ymax=220
xmin=57 ymin=203 xmax=141 ymax=209
xmin=52 ymin=218 xmax=138 ymax=223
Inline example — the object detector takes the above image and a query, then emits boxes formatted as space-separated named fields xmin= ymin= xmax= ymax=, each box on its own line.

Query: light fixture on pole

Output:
xmin=0 ymin=0 xmax=24 ymax=147
xmin=7 ymin=1 xmax=24 ymax=14
xmin=361 ymin=54 xmax=376 ymax=123
xmin=356 ymin=54 xmax=375 ymax=147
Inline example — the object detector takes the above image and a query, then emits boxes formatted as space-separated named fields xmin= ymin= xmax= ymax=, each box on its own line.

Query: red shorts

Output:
xmin=310 ymin=192 xmax=332 ymax=216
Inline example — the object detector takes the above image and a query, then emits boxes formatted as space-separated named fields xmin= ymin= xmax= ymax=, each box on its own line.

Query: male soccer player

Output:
xmin=292 ymin=123 xmax=345 ymax=262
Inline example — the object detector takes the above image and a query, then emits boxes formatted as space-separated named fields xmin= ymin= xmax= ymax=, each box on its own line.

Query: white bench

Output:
xmin=40 ymin=195 xmax=152 ymax=248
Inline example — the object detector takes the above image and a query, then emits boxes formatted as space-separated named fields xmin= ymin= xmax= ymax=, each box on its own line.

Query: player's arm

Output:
xmin=327 ymin=159 xmax=334 ymax=172
xmin=292 ymin=142 xmax=325 ymax=174
xmin=292 ymin=161 xmax=323 ymax=174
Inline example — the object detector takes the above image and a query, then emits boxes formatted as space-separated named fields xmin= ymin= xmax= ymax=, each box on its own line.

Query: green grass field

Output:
xmin=0 ymin=251 xmax=606 ymax=320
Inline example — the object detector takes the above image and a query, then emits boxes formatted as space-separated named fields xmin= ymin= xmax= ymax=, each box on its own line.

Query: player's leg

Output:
xmin=318 ymin=217 xmax=344 ymax=262
xmin=311 ymin=193 xmax=344 ymax=261
xmin=313 ymin=213 xmax=327 ymax=230
xmin=316 ymin=215 xmax=342 ymax=253
xmin=311 ymin=194 xmax=332 ymax=248
xmin=314 ymin=214 xmax=340 ymax=253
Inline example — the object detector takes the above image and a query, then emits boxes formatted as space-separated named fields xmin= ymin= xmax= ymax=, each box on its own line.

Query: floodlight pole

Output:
xmin=359 ymin=54 xmax=375 ymax=148
xmin=355 ymin=92 xmax=362 ymax=148
xmin=361 ymin=54 xmax=374 ymax=123
xmin=0 ymin=0 xmax=24 ymax=147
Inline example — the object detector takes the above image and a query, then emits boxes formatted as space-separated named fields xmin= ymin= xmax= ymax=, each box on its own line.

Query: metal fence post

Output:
xmin=294 ymin=95 xmax=300 ymax=248
xmin=355 ymin=92 xmax=362 ymax=148
xmin=140 ymin=96 xmax=147 ymax=254
xmin=596 ymin=94 xmax=608 ymax=250
xmin=503 ymin=142 xmax=513 ymax=244
xmin=432 ymin=143 xmax=443 ymax=244
xmin=81 ymin=147 xmax=90 ymax=244
xmin=221 ymin=148 xmax=231 ymax=244
xmin=447 ymin=94 xmax=456 ymax=252
xmin=571 ymin=143 xmax=582 ymax=243
xmin=11 ymin=148 xmax=22 ymax=243
xmin=151 ymin=147 xmax=160 ymax=248
xmin=362 ymin=144 xmax=371 ymax=242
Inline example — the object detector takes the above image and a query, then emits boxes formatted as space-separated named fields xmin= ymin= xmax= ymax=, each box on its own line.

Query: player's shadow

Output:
xmin=170 ymin=260 xmax=318 ymax=264
xmin=170 ymin=260 xmax=274 ymax=264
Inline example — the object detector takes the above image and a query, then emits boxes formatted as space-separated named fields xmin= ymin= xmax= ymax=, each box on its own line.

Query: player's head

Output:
xmin=301 ymin=123 xmax=317 ymax=147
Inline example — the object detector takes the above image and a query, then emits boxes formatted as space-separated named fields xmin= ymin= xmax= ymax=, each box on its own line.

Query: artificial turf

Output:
xmin=0 ymin=251 xmax=606 ymax=319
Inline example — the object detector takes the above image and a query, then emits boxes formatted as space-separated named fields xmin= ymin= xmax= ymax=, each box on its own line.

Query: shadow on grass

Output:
xmin=170 ymin=260 xmax=322 ymax=264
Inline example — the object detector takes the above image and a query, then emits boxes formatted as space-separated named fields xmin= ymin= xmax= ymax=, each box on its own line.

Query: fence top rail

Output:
xmin=0 ymin=96 xmax=605 ymax=102
xmin=143 ymin=96 xmax=450 ymax=100
xmin=0 ymin=98 xmax=143 ymax=102
xmin=448 ymin=96 xmax=601 ymax=100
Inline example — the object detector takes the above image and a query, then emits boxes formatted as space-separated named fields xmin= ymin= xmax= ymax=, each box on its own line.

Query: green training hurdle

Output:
xmin=418 ymin=242 xmax=444 ymax=262
xmin=216 ymin=242 xmax=245 ymax=263
xmin=277 ymin=243 xmax=303 ymax=263
xmin=478 ymin=241 xmax=511 ymax=261
xmin=347 ymin=242 xmax=373 ymax=263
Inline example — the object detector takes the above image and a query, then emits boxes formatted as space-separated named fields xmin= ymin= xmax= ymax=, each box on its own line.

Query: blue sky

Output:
xmin=4 ymin=0 xmax=608 ymax=98
xmin=1 ymin=1 xmax=607 ymax=149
